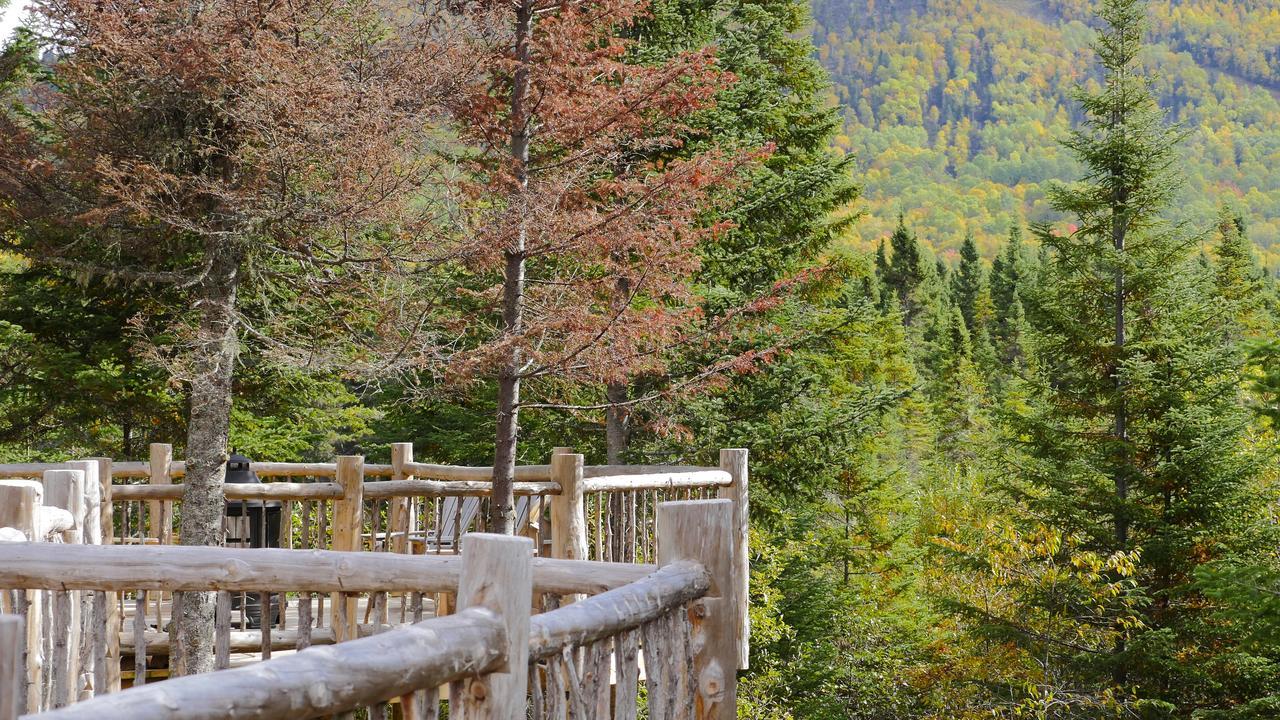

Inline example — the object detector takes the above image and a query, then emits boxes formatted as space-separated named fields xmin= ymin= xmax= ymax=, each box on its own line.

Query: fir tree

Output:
xmin=989 ymin=0 xmax=1264 ymax=712
xmin=990 ymin=225 xmax=1032 ymax=364
xmin=882 ymin=215 xmax=942 ymax=329
xmin=1212 ymin=205 xmax=1275 ymax=337
xmin=951 ymin=231 xmax=986 ymax=334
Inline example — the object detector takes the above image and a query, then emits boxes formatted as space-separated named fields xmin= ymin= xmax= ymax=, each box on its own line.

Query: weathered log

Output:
xmin=1 ymin=615 xmax=21 ymax=720
xmin=717 ymin=449 xmax=749 ymax=670
xmin=403 ymin=462 xmax=552 ymax=482
xmin=362 ymin=480 xmax=560 ymax=499
xmin=33 ymin=608 xmax=506 ymax=720
xmin=455 ymin=533 xmax=533 ymax=720
xmin=0 ymin=543 xmax=653 ymax=595
xmin=549 ymin=455 xmax=587 ymax=563
xmin=579 ymin=471 xmax=731 ymax=494
xmin=111 ymin=483 xmax=344 ymax=501
xmin=658 ymin=501 xmax=737 ymax=720
xmin=331 ymin=457 xmax=364 ymax=641
xmin=581 ymin=465 xmax=718 ymax=479
xmin=527 ymin=561 xmax=708 ymax=661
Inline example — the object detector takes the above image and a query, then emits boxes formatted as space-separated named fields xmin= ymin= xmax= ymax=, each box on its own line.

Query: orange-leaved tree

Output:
xmin=436 ymin=0 xmax=760 ymax=532
xmin=0 ymin=0 xmax=467 ymax=672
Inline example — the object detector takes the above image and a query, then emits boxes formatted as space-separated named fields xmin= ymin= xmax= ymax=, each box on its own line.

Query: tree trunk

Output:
xmin=173 ymin=241 xmax=244 ymax=674
xmin=605 ymin=383 xmax=629 ymax=464
xmin=489 ymin=0 xmax=534 ymax=535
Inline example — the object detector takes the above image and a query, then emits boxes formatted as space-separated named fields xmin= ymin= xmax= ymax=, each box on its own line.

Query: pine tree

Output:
xmin=981 ymin=0 xmax=1263 ymax=713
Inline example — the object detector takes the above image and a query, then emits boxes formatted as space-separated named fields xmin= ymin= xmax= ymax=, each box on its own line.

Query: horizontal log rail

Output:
xmin=34 ymin=607 xmax=506 ymax=720
xmin=580 ymin=469 xmax=732 ymax=493
xmin=581 ymin=464 xmax=719 ymax=478
xmin=111 ymin=482 xmax=345 ymax=501
xmin=0 ymin=543 xmax=656 ymax=595
xmin=528 ymin=560 xmax=709 ymax=659
xmin=362 ymin=478 xmax=560 ymax=498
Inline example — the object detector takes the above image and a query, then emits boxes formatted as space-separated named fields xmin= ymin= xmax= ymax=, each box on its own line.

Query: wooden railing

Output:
xmin=0 ymin=500 xmax=737 ymax=719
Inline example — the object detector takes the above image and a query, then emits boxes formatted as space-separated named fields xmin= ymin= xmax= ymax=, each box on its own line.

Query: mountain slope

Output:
xmin=812 ymin=0 xmax=1280 ymax=268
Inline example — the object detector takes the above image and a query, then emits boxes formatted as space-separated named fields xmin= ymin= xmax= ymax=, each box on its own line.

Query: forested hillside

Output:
xmin=3 ymin=0 xmax=1279 ymax=717
xmin=811 ymin=0 xmax=1280 ymax=267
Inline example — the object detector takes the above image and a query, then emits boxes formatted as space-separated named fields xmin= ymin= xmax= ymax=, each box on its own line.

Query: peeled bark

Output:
xmin=174 ymin=241 xmax=244 ymax=674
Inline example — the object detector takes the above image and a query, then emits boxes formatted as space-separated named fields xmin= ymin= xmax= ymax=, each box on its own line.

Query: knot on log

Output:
xmin=221 ymin=559 xmax=251 ymax=579
xmin=698 ymin=659 xmax=726 ymax=703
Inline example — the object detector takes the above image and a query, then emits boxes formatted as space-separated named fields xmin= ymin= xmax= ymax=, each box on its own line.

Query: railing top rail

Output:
xmin=0 ymin=542 xmax=656 ymax=595
xmin=107 ymin=479 xmax=561 ymax=501
xmin=109 ymin=460 xmax=557 ymax=481
xmin=32 ymin=607 xmax=506 ymax=720
xmin=528 ymin=560 xmax=710 ymax=660
xmin=581 ymin=464 xmax=720 ymax=478
xmin=580 ymin=469 xmax=732 ymax=493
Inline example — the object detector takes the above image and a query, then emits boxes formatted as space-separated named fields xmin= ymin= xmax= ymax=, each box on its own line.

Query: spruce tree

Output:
xmin=951 ymin=231 xmax=986 ymax=333
xmin=882 ymin=214 xmax=942 ymax=329
xmin=990 ymin=225 xmax=1031 ymax=364
xmin=989 ymin=0 xmax=1262 ymax=713
xmin=1212 ymin=205 xmax=1276 ymax=337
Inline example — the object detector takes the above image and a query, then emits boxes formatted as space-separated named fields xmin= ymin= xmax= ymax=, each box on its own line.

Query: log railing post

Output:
xmin=717 ymin=448 xmax=749 ymax=670
xmin=1 ymin=615 xmax=22 ymax=720
xmin=331 ymin=455 xmax=364 ymax=640
xmin=42 ymin=470 xmax=84 ymax=708
xmin=549 ymin=453 xmax=586 ymax=562
xmin=455 ymin=533 xmax=533 ymax=720
xmin=89 ymin=458 xmax=120 ymax=693
xmin=390 ymin=443 xmax=413 ymax=556
xmin=0 ymin=481 xmax=42 ymax=714
xmin=65 ymin=461 xmax=101 ymax=699
xmin=657 ymin=500 xmax=737 ymax=720
xmin=148 ymin=444 xmax=173 ymax=546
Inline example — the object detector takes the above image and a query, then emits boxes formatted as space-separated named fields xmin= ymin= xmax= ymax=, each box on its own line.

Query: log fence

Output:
xmin=0 ymin=444 xmax=748 ymax=718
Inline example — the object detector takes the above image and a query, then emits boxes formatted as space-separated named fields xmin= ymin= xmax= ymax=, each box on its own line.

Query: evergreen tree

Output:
xmin=882 ymin=215 xmax=942 ymax=330
xmin=990 ymin=225 xmax=1032 ymax=364
xmin=979 ymin=1 xmax=1266 ymax=713
xmin=950 ymin=231 xmax=986 ymax=333
xmin=1213 ymin=205 xmax=1276 ymax=337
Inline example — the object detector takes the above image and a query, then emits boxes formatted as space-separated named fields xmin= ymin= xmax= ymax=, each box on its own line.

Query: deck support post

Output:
xmin=1 ymin=615 xmax=22 ymax=720
xmin=549 ymin=453 xmax=586 ymax=562
xmin=716 ymin=449 xmax=749 ymax=670
xmin=390 ymin=443 xmax=413 ymax=555
xmin=43 ymin=470 xmax=85 ymax=707
xmin=0 ymin=481 xmax=42 ymax=714
xmin=147 ymin=444 xmax=172 ymax=546
xmin=658 ymin=500 xmax=737 ymax=720
xmin=456 ymin=533 xmax=533 ymax=720
xmin=332 ymin=455 xmax=364 ymax=640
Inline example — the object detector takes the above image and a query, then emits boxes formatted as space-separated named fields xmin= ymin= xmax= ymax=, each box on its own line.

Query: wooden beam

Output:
xmin=147 ymin=444 xmax=172 ymax=546
xmin=331 ymin=456 xmax=364 ymax=641
xmin=717 ymin=449 xmax=749 ymax=670
xmin=527 ymin=561 xmax=709 ymax=660
xmin=580 ymin=471 xmax=731 ymax=494
xmin=34 ymin=609 xmax=505 ymax=720
xmin=455 ymin=534 xmax=533 ymax=720
xmin=581 ymin=465 xmax=719 ymax=478
xmin=0 ymin=543 xmax=654 ymax=595
xmin=549 ymin=454 xmax=586 ymax=562
xmin=0 ymin=615 xmax=21 ymax=720
xmin=111 ymin=483 xmax=344 ymax=501
xmin=402 ymin=462 xmax=552 ymax=482
xmin=658 ymin=500 xmax=737 ymax=720
xmin=0 ymin=480 xmax=41 ymax=539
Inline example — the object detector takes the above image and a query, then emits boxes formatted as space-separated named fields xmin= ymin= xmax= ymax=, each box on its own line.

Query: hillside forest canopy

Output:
xmin=1 ymin=0 xmax=1279 ymax=717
